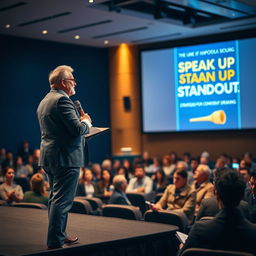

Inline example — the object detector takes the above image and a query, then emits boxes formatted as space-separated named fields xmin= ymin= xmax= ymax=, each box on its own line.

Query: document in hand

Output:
xmin=175 ymin=231 xmax=188 ymax=244
xmin=84 ymin=127 xmax=109 ymax=139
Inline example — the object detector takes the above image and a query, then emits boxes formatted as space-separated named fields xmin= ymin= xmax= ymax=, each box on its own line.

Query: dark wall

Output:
xmin=0 ymin=35 xmax=110 ymax=163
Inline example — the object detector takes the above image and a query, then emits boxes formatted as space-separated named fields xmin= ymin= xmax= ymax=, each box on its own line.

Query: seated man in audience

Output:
xmin=0 ymin=167 xmax=23 ymax=203
xmin=179 ymin=169 xmax=256 ymax=254
xmin=193 ymin=164 xmax=214 ymax=216
xmin=248 ymin=170 xmax=256 ymax=223
xmin=150 ymin=169 xmax=196 ymax=224
xmin=23 ymin=173 xmax=48 ymax=206
xmin=126 ymin=164 xmax=153 ymax=199
xmin=109 ymin=175 xmax=131 ymax=205
xmin=239 ymin=167 xmax=251 ymax=200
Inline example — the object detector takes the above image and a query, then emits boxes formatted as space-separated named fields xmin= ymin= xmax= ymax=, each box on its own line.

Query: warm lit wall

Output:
xmin=109 ymin=44 xmax=141 ymax=156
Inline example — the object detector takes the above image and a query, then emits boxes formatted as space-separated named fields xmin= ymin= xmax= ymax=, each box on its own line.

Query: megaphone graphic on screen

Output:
xmin=189 ymin=110 xmax=226 ymax=125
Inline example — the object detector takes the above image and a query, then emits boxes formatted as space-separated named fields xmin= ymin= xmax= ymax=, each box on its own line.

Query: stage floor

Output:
xmin=0 ymin=207 xmax=178 ymax=256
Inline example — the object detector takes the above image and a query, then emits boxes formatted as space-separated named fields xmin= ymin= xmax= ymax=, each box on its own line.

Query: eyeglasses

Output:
xmin=63 ymin=78 xmax=76 ymax=83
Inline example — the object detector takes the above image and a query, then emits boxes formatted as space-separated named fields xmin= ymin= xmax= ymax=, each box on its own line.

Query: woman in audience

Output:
xmin=146 ymin=156 xmax=162 ymax=177
xmin=23 ymin=173 xmax=48 ymax=206
xmin=76 ymin=168 xmax=96 ymax=197
xmin=95 ymin=169 xmax=113 ymax=197
xmin=162 ymin=155 xmax=176 ymax=178
xmin=0 ymin=167 xmax=23 ymax=203
xmin=152 ymin=168 xmax=168 ymax=194
xmin=116 ymin=166 xmax=129 ymax=181
xmin=122 ymin=159 xmax=134 ymax=180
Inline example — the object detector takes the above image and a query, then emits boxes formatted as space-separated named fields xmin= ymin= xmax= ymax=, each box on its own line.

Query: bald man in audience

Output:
xmin=193 ymin=164 xmax=214 ymax=215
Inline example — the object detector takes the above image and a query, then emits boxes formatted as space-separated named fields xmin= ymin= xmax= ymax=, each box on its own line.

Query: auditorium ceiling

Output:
xmin=0 ymin=0 xmax=256 ymax=47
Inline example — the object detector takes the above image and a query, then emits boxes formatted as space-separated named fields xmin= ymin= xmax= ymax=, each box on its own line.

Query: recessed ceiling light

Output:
xmin=74 ymin=35 xmax=80 ymax=39
xmin=104 ymin=40 xmax=109 ymax=45
xmin=42 ymin=30 xmax=48 ymax=34
xmin=89 ymin=0 xmax=94 ymax=3
xmin=5 ymin=24 xmax=11 ymax=29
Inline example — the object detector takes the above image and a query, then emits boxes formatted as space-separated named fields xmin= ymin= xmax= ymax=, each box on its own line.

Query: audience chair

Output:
xmin=126 ymin=192 xmax=147 ymax=214
xmin=14 ymin=177 xmax=30 ymax=192
xmin=144 ymin=209 xmax=188 ymax=232
xmin=75 ymin=196 xmax=103 ymax=215
xmin=180 ymin=248 xmax=254 ymax=256
xmin=0 ymin=200 xmax=7 ymax=206
xmin=70 ymin=199 xmax=92 ymax=214
xmin=12 ymin=202 xmax=47 ymax=209
xmin=102 ymin=204 xmax=142 ymax=220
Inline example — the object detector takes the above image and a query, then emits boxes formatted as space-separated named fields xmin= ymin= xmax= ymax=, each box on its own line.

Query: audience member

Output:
xmin=162 ymin=155 xmax=176 ymax=178
xmin=180 ymin=170 xmax=256 ymax=254
xmin=14 ymin=156 xmax=29 ymax=178
xmin=176 ymin=161 xmax=194 ymax=185
xmin=23 ymin=173 xmax=48 ymax=206
xmin=247 ymin=170 xmax=256 ymax=223
xmin=151 ymin=169 xmax=196 ymax=223
xmin=193 ymin=164 xmax=214 ymax=215
xmin=122 ymin=159 xmax=134 ymax=179
xmin=126 ymin=164 xmax=153 ymax=198
xmin=0 ymin=167 xmax=23 ymax=203
xmin=239 ymin=167 xmax=251 ymax=200
xmin=145 ymin=156 xmax=162 ymax=177
xmin=91 ymin=163 xmax=101 ymax=183
xmin=95 ymin=169 xmax=113 ymax=197
xmin=76 ymin=168 xmax=96 ymax=197
xmin=17 ymin=140 xmax=33 ymax=163
xmin=116 ymin=166 xmax=129 ymax=181
xmin=109 ymin=175 xmax=131 ymax=205
xmin=152 ymin=168 xmax=168 ymax=194
xmin=32 ymin=149 xmax=41 ymax=173
xmin=2 ymin=152 xmax=14 ymax=169
xmin=190 ymin=157 xmax=199 ymax=174
xmin=243 ymin=152 xmax=256 ymax=172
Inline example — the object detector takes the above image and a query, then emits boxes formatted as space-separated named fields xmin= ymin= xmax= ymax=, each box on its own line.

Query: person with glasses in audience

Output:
xmin=37 ymin=65 xmax=92 ymax=249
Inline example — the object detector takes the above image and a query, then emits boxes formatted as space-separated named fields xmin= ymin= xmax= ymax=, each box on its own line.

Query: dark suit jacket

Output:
xmin=37 ymin=89 xmax=89 ymax=167
xmin=76 ymin=182 xmax=96 ymax=197
xmin=196 ymin=196 xmax=250 ymax=221
xmin=109 ymin=189 xmax=130 ymax=205
xmin=180 ymin=208 xmax=256 ymax=254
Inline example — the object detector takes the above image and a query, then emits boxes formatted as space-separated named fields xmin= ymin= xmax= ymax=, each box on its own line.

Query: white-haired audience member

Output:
xmin=193 ymin=164 xmax=214 ymax=215
xmin=109 ymin=175 xmax=131 ymax=205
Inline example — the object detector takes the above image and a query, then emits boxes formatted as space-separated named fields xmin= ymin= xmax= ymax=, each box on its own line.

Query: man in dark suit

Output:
xmin=109 ymin=175 xmax=131 ymax=205
xmin=37 ymin=65 xmax=92 ymax=249
xmin=179 ymin=169 xmax=256 ymax=254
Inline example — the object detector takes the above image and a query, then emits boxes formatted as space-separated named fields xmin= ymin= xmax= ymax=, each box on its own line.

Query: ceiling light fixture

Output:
xmin=89 ymin=0 xmax=94 ymax=3
xmin=104 ymin=40 xmax=109 ymax=45
xmin=5 ymin=24 xmax=11 ymax=28
xmin=74 ymin=35 xmax=80 ymax=39
xmin=42 ymin=30 xmax=48 ymax=34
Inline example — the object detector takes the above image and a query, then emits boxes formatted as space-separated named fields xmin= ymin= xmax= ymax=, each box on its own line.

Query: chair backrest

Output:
xmin=14 ymin=177 xmax=30 ymax=192
xmin=75 ymin=196 xmax=103 ymax=210
xmin=103 ymin=204 xmax=142 ymax=220
xmin=180 ymin=248 xmax=254 ymax=256
xmin=126 ymin=192 xmax=146 ymax=214
xmin=144 ymin=210 xmax=186 ymax=232
xmin=12 ymin=202 xmax=47 ymax=209
xmin=70 ymin=199 xmax=92 ymax=214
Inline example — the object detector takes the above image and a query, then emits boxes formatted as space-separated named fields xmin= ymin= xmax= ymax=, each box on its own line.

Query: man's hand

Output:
xmin=80 ymin=113 xmax=92 ymax=123
xmin=136 ymin=187 xmax=145 ymax=193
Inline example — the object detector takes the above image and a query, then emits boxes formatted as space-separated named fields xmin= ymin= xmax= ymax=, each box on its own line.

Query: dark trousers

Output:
xmin=44 ymin=166 xmax=79 ymax=247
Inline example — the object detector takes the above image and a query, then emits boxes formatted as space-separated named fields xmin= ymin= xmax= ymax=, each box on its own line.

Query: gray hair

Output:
xmin=197 ymin=164 xmax=211 ymax=177
xmin=113 ymin=175 xmax=127 ymax=190
xmin=49 ymin=65 xmax=73 ymax=88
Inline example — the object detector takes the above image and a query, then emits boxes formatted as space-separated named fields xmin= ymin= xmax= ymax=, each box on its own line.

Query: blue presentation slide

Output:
xmin=141 ymin=37 xmax=256 ymax=133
